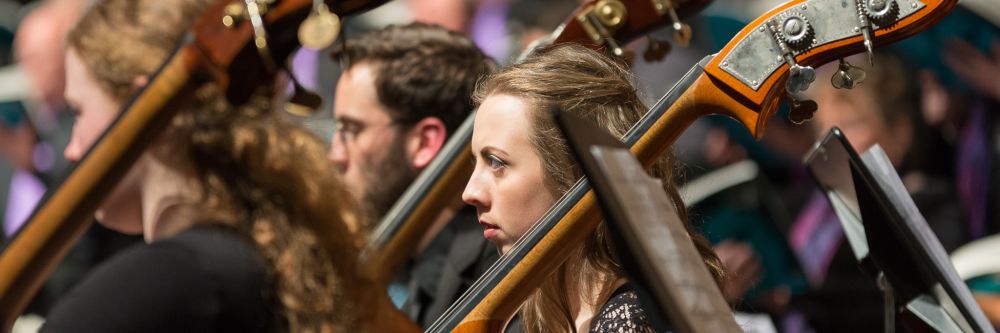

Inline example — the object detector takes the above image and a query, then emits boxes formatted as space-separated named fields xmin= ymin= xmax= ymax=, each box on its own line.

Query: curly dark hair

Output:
xmin=332 ymin=22 xmax=496 ymax=134
xmin=69 ymin=0 xmax=372 ymax=330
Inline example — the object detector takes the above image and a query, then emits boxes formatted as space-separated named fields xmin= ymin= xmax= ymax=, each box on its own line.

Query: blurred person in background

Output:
xmin=924 ymin=2 xmax=1000 ymax=326
xmin=328 ymin=22 xmax=498 ymax=327
xmin=42 ymin=0 xmax=381 ymax=330
xmin=2 ymin=0 xmax=140 ymax=318
xmin=788 ymin=51 xmax=963 ymax=332
xmin=679 ymin=116 xmax=809 ymax=322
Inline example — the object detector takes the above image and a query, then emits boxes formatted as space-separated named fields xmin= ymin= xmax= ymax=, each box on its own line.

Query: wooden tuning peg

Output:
xmin=788 ymin=98 xmax=818 ymax=125
xmin=643 ymin=35 xmax=671 ymax=62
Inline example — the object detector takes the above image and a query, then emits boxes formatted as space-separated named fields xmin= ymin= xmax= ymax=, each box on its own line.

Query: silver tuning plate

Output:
xmin=718 ymin=0 xmax=924 ymax=91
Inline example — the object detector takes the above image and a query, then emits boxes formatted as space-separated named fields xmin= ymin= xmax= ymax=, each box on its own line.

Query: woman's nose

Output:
xmin=462 ymin=171 xmax=489 ymax=211
xmin=64 ymin=139 xmax=82 ymax=162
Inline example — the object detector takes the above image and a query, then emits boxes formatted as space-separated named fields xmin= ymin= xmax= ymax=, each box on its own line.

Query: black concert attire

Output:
xmin=400 ymin=205 xmax=499 ymax=327
xmin=590 ymin=285 xmax=657 ymax=333
xmin=41 ymin=224 xmax=274 ymax=332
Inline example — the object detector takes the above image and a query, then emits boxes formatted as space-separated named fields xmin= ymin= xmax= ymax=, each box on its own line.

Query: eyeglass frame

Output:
xmin=332 ymin=115 xmax=411 ymax=146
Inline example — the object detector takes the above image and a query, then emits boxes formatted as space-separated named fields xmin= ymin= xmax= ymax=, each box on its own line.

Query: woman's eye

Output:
xmin=486 ymin=155 xmax=506 ymax=170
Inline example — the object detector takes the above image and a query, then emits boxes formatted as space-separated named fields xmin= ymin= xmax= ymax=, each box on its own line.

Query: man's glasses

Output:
xmin=333 ymin=117 xmax=403 ymax=145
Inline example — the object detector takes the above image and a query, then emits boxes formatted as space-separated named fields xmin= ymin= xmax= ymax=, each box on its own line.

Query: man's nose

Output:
xmin=328 ymin=135 xmax=349 ymax=169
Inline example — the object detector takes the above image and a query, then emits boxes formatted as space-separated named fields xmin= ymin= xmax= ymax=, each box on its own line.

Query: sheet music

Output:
xmin=860 ymin=145 xmax=992 ymax=333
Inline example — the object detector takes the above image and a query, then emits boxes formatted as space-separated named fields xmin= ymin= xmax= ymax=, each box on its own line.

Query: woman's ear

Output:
xmin=132 ymin=75 xmax=149 ymax=89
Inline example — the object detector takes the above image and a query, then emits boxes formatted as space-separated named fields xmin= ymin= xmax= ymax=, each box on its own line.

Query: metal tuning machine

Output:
xmin=765 ymin=16 xmax=818 ymax=124
xmin=642 ymin=0 xmax=692 ymax=62
xmin=854 ymin=0 xmax=898 ymax=65
xmin=650 ymin=0 xmax=692 ymax=46
xmin=299 ymin=0 xmax=342 ymax=51
xmin=578 ymin=0 xmax=629 ymax=58
xmin=222 ymin=0 xmax=278 ymax=72
xmin=283 ymin=67 xmax=324 ymax=116
xmin=831 ymin=58 xmax=867 ymax=89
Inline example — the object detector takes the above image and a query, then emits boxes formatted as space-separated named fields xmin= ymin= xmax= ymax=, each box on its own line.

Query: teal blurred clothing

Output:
xmin=969 ymin=275 xmax=1000 ymax=294
xmin=689 ymin=172 xmax=808 ymax=303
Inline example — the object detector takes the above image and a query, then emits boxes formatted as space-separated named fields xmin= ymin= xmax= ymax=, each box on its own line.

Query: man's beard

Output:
xmin=359 ymin=138 xmax=420 ymax=221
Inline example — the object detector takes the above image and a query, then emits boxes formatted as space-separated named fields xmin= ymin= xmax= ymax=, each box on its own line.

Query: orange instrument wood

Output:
xmin=428 ymin=0 xmax=958 ymax=330
xmin=0 ymin=0 xmax=410 ymax=330
xmin=362 ymin=0 xmax=713 ymax=290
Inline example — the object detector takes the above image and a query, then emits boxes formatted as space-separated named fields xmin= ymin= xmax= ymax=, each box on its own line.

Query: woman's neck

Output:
xmin=566 ymin=266 xmax=627 ymax=332
xmin=141 ymin=156 xmax=198 ymax=242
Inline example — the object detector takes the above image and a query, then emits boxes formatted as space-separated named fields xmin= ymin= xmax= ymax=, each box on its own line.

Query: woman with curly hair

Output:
xmin=40 ymin=0 xmax=376 ymax=331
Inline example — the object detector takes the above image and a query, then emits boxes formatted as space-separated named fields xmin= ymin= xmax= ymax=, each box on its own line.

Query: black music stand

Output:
xmin=552 ymin=108 xmax=741 ymax=333
xmin=804 ymin=127 xmax=993 ymax=333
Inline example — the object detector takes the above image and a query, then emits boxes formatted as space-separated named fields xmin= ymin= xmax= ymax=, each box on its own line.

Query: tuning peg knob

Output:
xmin=672 ymin=22 xmax=692 ymax=47
xmin=222 ymin=3 xmax=247 ymax=27
xmin=789 ymin=98 xmax=818 ymax=124
xmin=831 ymin=58 xmax=867 ymax=89
xmin=786 ymin=64 xmax=816 ymax=94
xmin=643 ymin=35 xmax=671 ymax=62
xmin=593 ymin=0 xmax=628 ymax=29
xmin=284 ymin=72 xmax=324 ymax=116
xmin=863 ymin=0 xmax=899 ymax=27
xmin=778 ymin=15 xmax=815 ymax=52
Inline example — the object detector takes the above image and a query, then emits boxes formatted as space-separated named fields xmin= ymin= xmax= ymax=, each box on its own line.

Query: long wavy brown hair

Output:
xmin=68 ymin=0 xmax=370 ymax=331
xmin=474 ymin=44 xmax=725 ymax=333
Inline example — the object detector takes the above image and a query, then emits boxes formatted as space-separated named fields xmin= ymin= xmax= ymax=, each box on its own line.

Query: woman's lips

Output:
xmin=479 ymin=220 xmax=500 ymax=239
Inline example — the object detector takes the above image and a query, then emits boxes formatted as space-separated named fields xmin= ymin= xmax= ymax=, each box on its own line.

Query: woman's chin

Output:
xmin=95 ymin=209 xmax=143 ymax=235
xmin=497 ymin=242 xmax=514 ymax=256
xmin=489 ymin=240 xmax=508 ymax=256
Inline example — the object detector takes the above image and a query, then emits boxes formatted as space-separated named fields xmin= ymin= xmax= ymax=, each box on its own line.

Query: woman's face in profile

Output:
xmin=63 ymin=48 xmax=145 ymax=235
xmin=63 ymin=49 xmax=119 ymax=163
xmin=462 ymin=94 xmax=560 ymax=255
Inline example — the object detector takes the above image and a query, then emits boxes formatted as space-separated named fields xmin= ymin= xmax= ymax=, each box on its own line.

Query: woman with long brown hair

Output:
xmin=40 ymin=0 xmax=370 ymax=331
xmin=462 ymin=44 xmax=725 ymax=332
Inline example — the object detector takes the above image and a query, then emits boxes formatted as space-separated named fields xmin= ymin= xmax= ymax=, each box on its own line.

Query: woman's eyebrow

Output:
xmin=480 ymin=146 xmax=509 ymax=158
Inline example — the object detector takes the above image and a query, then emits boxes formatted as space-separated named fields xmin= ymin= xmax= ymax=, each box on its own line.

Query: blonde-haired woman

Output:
xmin=463 ymin=44 xmax=725 ymax=332
xmin=41 ymin=0 xmax=370 ymax=331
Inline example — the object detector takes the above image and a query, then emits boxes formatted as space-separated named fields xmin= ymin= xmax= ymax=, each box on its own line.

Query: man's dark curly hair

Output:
xmin=332 ymin=23 xmax=496 ymax=134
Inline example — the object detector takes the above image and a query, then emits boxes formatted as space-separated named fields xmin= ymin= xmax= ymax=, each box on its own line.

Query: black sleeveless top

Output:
xmin=42 ymin=225 xmax=274 ymax=332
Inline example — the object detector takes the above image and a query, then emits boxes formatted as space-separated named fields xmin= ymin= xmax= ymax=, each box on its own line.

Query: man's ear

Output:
xmin=406 ymin=117 xmax=447 ymax=170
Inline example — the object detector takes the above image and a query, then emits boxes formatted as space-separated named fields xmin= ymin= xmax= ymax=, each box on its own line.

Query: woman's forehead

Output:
xmin=472 ymin=94 xmax=535 ymax=149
